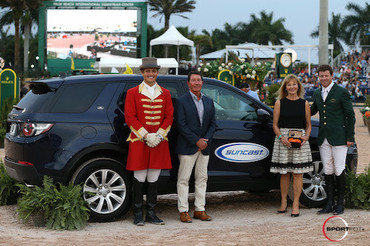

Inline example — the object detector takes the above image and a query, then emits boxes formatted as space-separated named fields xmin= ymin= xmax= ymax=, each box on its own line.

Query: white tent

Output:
xmin=93 ymin=57 xmax=178 ymax=74
xmin=200 ymin=43 xmax=276 ymax=61
xmin=150 ymin=25 xmax=194 ymax=74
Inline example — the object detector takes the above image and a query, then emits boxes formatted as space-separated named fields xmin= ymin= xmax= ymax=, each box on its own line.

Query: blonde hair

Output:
xmin=277 ymin=74 xmax=305 ymax=100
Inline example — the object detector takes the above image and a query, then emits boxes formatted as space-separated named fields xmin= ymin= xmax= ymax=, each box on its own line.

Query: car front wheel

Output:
xmin=72 ymin=158 xmax=132 ymax=222
xmin=289 ymin=160 xmax=327 ymax=208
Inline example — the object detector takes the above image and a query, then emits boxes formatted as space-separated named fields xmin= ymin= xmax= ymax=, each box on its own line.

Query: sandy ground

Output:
xmin=0 ymin=107 xmax=369 ymax=246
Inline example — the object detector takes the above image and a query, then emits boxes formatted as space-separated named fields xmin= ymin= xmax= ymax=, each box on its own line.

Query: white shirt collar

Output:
xmin=189 ymin=91 xmax=204 ymax=101
xmin=143 ymin=82 xmax=157 ymax=97
xmin=322 ymin=82 xmax=334 ymax=93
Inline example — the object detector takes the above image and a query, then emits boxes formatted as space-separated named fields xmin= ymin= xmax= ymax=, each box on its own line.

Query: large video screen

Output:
xmin=47 ymin=9 xmax=138 ymax=60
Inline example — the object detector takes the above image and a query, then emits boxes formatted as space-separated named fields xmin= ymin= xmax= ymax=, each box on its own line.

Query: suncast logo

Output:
xmin=215 ymin=142 xmax=269 ymax=163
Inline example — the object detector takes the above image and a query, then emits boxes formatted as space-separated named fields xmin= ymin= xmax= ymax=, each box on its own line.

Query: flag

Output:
xmin=71 ymin=57 xmax=75 ymax=70
xmin=123 ymin=64 xmax=133 ymax=74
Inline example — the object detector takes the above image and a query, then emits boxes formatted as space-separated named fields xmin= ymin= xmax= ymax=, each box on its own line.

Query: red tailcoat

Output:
xmin=124 ymin=82 xmax=173 ymax=171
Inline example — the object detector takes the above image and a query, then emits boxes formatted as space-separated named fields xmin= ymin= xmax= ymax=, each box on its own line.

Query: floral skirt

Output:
xmin=270 ymin=128 xmax=313 ymax=174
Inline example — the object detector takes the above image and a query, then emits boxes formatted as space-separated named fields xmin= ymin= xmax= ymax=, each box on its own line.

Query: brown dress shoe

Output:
xmin=193 ymin=211 xmax=212 ymax=221
xmin=180 ymin=212 xmax=192 ymax=223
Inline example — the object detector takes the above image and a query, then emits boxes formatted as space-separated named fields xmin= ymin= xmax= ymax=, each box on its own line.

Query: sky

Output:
xmin=142 ymin=0 xmax=366 ymax=47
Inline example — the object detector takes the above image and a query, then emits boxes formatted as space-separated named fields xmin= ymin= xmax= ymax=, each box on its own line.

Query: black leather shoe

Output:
xmin=134 ymin=209 xmax=145 ymax=226
xmin=317 ymin=205 xmax=333 ymax=215
xmin=291 ymin=213 xmax=300 ymax=217
xmin=146 ymin=207 xmax=165 ymax=225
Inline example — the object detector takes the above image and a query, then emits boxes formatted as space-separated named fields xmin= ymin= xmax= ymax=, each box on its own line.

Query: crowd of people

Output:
xmin=266 ymin=49 xmax=370 ymax=102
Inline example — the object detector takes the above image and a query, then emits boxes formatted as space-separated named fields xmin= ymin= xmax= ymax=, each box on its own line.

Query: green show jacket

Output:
xmin=311 ymin=83 xmax=355 ymax=146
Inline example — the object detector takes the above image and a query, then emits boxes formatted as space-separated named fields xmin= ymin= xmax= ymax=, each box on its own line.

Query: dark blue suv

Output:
xmin=4 ymin=74 xmax=358 ymax=221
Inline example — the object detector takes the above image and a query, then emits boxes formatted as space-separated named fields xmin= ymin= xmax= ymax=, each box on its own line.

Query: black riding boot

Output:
xmin=133 ymin=179 xmax=145 ymax=226
xmin=333 ymin=171 xmax=346 ymax=215
xmin=145 ymin=181 xmax=165 ymax=225
xmin=317 ymin=174 xmax=335 ymax=215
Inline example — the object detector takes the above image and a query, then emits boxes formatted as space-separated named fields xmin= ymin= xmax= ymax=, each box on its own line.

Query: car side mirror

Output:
xmin=257 ymin=108 xmax=271 ymax=123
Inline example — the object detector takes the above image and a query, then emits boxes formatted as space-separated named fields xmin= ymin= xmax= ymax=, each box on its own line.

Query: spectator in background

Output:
xmin=361 ymin=56 xmax=368 ymax=77
xmin=240 ymin=83 xmax=260 ymax=101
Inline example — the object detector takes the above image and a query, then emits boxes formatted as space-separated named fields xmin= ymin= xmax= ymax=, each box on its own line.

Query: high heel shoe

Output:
xmin=277 ymin=206 xmax=287 ymax=214
xmin=291 ymin=207 xmax=300 ymax=217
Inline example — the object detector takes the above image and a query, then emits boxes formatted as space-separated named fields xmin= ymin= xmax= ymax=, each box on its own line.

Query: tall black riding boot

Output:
xmin=317 ymin=174 xmax=335 ymax=215
xmin=333 ymin=171 xmax=346 ymax=215
xmin=145 ymin=181 xmax=165 ymax=225
xmin=133 ymin=179 xmax=145 ymax=226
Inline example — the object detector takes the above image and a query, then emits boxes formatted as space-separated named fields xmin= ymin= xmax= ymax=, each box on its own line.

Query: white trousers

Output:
xmin=134 ymin=169 xmax=161 ymax=183
xmin=177 ymin=152 xmax=209 ymax=213
xmin=319 ymin=139 xmax=348 ymax=176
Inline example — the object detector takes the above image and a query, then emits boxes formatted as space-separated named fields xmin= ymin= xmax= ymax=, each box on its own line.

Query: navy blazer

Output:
xmin=175 ymin=92 xmax=216 ymax=155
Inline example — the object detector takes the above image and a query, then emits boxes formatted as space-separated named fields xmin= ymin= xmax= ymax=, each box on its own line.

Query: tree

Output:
xmin=148 ymin=0 xmax=196 ymax=31
xmin=342 ymin=2 xmax=370 ymax=45
xmin=188 ymin=33 xmax=212 ymax=67
xmin=201 ymin=22 xmax=245 ymax=55
xmin=0 ymin=0 xmax=45 ymax=73
xmin=0 ymin=26 xmax=14 ymax=67
xmin=148 ymin=0 xmax=196 ymax=57
xmin=0 ymin=0 xmax=26 ymax=73
xmin=311 ymin=13 xmax=345 ymax=57
xmin=246 ymin=11 xmax=293 ymax=45
xmin=21 ymin=6 xmax=40 ymax=73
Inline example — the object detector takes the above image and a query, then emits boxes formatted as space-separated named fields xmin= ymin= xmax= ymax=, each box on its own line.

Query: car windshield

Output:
xmin=202 ymin=83 xmax=258 ymax=121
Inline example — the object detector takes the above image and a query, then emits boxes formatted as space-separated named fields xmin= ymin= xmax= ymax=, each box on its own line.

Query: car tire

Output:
xmin=288 ymin=160 xmax=328 ymax=208
xmin=72 ymin=157 xmax=132 ymax=222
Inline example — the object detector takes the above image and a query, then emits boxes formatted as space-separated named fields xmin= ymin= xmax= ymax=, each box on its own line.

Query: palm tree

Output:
xmin=311 ymin=13 xmax=345 ymax=57
xmin=0 ymin=0 xmax=27 ymax=73
xmin=148 ymin=0 xmax=196 ymax=57
xmin=0 ymin=0 xmax=44 ymax=73
xmin=201 ymin=22 xmax=245 ymax=55
xmin=188 ymin=33 xmax=212 ymax=67
xmin=148 ymin=0 xmax=196 ymax=31
xmin=0 ymin=26 xmax=14 ymax=67
xmin=342 ymin=2 xmax=370 ymax=45
xmin=246 ymin=11 xmax=293 ymax=45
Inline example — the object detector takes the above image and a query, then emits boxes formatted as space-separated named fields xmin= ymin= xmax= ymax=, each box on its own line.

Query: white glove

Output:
xmin=145 ymin=133 xmax=157 ymax=148
xmin=145 ymin=133 xmax=163 ymax=148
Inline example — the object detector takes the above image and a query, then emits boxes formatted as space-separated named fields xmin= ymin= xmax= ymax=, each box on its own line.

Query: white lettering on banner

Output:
xmin=215 ymin=142 xmax=269 ymax=163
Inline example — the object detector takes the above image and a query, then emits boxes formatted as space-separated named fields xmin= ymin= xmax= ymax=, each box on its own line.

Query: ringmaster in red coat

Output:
xmin=124 ymin=57 xmax=173 ymax=226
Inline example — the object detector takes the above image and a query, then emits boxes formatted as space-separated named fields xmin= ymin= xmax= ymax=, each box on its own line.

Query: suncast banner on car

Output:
xmin=215 ymin=142 xmax=269 ymax=163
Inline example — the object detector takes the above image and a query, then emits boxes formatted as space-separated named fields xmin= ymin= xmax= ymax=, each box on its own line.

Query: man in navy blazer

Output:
xmin=175 ymin=71 xmax=216 ymax=223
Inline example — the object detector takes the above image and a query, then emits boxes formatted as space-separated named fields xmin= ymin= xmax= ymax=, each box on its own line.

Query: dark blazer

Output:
xmin=175 ymin=92 xmax=216 ymax=155
xmin=311 ymin=83 xmax=355 ymax=146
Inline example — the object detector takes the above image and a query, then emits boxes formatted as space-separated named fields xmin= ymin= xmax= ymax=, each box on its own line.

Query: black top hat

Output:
xmin=139 ymin=57 xmax=161 ymax=70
